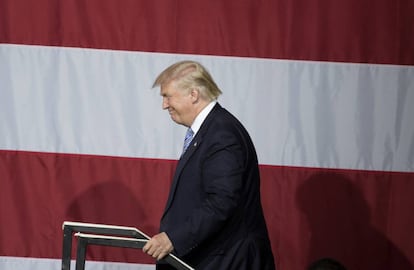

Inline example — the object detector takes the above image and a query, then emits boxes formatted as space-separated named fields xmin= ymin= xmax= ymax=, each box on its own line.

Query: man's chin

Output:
xmin=170 ymin=116 xmax=184 ymax=126
xmin=170 ymin=116 xmax=179 ymax=124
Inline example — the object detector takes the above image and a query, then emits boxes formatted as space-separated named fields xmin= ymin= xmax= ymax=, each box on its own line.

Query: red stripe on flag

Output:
xmin=0 ymin=0 xmax=413 ymax=64
xmin=1 ymin=150 xmax=413 ymax=269
xmin=0 ymin=150 xmax=173 ymax=264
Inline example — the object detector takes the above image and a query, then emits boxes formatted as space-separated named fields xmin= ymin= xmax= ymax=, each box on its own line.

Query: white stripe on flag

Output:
xmin=1 ymin=44 xmax=413 ymax=172
xmin=0 ymin=256 xmax=155 ymax=270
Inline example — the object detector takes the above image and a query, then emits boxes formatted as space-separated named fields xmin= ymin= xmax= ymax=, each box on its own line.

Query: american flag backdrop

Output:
xmin=1 ymin=1 xmax=414 ymax=270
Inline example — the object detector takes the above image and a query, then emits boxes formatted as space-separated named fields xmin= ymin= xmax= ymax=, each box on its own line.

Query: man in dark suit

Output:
xmin=142 ymin=60 xmax=275 ymax=270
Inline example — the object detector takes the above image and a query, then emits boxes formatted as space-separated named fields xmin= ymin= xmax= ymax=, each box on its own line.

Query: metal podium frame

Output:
xmin=61 ymin=221 xmax=194 ymax=270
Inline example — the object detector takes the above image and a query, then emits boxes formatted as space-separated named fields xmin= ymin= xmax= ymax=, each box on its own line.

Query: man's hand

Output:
xmin=142 ymin=232 xmax=174 ymax=260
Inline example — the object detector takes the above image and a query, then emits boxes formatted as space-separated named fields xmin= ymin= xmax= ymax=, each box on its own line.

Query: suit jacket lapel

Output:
xmin=161 ymin=103 xmax=222 ymax=220
xmin=161 ymin=134 xmax=200 ymax=219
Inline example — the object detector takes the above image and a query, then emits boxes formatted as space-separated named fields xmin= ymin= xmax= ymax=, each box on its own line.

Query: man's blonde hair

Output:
xmin=153 ymin=60 xmax=222 ymax=101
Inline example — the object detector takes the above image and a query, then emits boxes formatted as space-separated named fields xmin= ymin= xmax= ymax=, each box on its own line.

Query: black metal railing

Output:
xmin=61 ymin=221 xmax=194 ymax=270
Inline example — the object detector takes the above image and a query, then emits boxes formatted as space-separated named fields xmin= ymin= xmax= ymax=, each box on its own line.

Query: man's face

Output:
xmin=160 ymin=81 xmax=194 ymax=127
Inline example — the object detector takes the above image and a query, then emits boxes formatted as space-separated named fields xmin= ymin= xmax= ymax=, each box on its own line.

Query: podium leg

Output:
xmin=62 ymin=226 xmax=73 ymax=270
xmin=75 ymin=237 xmax=87 ymax=270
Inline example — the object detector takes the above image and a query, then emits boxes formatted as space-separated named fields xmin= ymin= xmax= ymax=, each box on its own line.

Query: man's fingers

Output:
xmin=142 ymin=243 xmax=149 ymax=253
xmin=156 ymin=251 xmax=168 ymax=260
xmin=142 ymin=232 xmax=174 ymax=260
xmin=142 ymin=240 xmax=154 ymax=254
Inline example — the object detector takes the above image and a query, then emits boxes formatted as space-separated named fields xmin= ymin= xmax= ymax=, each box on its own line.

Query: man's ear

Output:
xmin=190 ymin=88 xmax=200 ymax=103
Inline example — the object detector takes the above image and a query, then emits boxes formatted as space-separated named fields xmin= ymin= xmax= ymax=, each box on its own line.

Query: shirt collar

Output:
xmin=190 ymin=100 xmax=217 ymax=136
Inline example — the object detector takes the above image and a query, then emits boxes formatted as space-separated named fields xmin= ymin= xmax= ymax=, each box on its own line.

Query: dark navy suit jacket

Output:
xmin=157 ymin=103 xmax=275 ymax=270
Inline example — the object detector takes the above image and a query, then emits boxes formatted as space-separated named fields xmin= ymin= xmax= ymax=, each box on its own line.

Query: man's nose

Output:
xmin=162 ymin=98 xmax=168 ymax=110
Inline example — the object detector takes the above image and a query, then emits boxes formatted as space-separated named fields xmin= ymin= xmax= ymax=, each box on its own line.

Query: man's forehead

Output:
xmin=160 ymin=81 xmax=178 ymax=95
